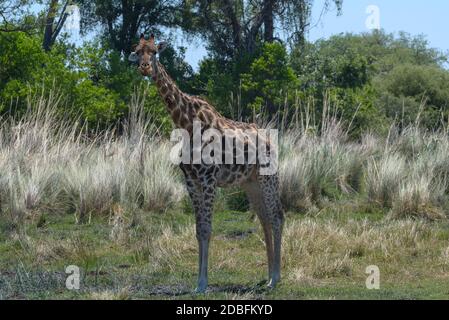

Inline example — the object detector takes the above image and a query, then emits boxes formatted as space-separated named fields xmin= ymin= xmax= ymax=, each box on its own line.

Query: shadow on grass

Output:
xmin=142 ymin=281 xmax=270 ymax=297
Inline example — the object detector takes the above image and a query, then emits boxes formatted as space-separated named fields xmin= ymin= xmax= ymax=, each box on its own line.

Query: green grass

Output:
xmin=1 ymin=206 xmax=449 ymax=300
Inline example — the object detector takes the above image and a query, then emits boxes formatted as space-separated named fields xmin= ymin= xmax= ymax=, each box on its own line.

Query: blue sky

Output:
xmin=308 ymin=0 xmax=449 ymax=46
xmin=182 ymin=0 xmax=449 ymax=70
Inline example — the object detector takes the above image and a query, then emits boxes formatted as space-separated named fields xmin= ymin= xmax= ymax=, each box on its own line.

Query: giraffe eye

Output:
xmin=128 ymin=52 xmax=139 ymax=63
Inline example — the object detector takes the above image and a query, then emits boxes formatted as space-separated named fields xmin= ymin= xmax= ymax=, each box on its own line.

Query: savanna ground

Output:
xmin=1 ymin=93 xmax=449 ymax=300
xmin=2 ymin=208 xmax=449 ymax=300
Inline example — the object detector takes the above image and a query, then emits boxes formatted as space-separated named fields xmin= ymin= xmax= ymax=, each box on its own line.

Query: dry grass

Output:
xmin=279 ymin=125 xmax=449 ymax=219
xmin=1 ymin=204 xmax=448 ymax=299
xmin=0 ymin=91 xmax=184 ymax=225
xmin=1 ymin=90 xmax=449 ymax=221
xmin=282 ymin=218 xmax=438 ymax=280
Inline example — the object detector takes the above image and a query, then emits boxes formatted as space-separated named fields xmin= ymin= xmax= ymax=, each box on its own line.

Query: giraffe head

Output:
xmin=128 ymin=33 xmax=167 ymax=77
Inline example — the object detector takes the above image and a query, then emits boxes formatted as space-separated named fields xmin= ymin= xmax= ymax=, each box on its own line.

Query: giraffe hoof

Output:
xmin=194 ymin=286 xmax=207 ymax=294
xmin=267 ymin=277 xmax=280 ymax=289
xmin=194 ymin=281 xmax=208 ymax=294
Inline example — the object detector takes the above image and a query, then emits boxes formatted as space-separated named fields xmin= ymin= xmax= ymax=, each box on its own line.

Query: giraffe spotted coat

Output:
xmin=130 ymin=34 xmax=284 ymax=293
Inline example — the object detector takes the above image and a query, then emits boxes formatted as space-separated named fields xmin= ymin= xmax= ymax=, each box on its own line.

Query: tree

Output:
xmin=288 ymin=31 xmax=449 ymax=134
xmin=242 ymin=42 xmax=298 ymax=116
xmin=78 ymin=0 xmax=183 ymax=54
xmin=183 ymin=0 xmax=343 ymax=61
xmin=0 ymin=31 xmax=137 ymax=128
xmin=375 ymin=64 xmax=449 ymax=129
xmin=0 ymin=0 xmax=75 ymax=50
xmin=0 ymin=0 xmax=40 ymax=33
xmin=277 ymin=0 xmax=342 ymax=45
xmin=186 ymin=0 xmax=342 ymax=119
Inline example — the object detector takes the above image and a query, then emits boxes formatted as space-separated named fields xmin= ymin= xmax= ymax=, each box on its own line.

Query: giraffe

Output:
xmin=129 ymin=34 xmax=284 ymax=293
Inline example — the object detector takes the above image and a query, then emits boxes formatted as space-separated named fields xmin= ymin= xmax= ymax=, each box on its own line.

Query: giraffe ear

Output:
xmin=139 ymin=33 xmax=146 ymax=45
xmin=148 ymin=33 xmax=155 ymax=45
xmin=157 ymin=42 xmax=168 ymax=54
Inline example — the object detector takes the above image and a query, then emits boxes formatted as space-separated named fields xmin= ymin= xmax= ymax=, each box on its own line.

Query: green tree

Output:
xmin=0 ymin=0 xmax=39 ymax=33
xmin=375 ymin=64 xmax=449 ymax=129
xmin=0 ymin=31 xmax=129 ymax=128
xmin=241 ymin=42 xmax=298 ymax=116
xmin=290 ymin=31 xmax=449 ymax=134
xmin=184 ymin=0 xmax=343 ymax=60
xmin=42 ymin=0 xmax=74 ymax=51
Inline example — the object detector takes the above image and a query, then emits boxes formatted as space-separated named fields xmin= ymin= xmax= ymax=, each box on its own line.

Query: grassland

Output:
xmin=1 ymin=207 xmax=449 ymax=299
xmin=1 ymin=92 xmax=449 ymax=300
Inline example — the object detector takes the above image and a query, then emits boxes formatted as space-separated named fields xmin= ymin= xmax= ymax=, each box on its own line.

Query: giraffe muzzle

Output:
xmin=139 ymin=63 xmax=151 ymax=76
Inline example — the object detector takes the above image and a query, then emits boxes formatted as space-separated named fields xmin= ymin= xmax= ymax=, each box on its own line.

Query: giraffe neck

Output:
xmin=151 ymin=58 xmax=193 ymax=130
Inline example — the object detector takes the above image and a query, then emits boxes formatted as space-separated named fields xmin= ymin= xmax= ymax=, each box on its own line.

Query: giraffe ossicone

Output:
xmin=130 ymin=34 xmax=284 ymax=293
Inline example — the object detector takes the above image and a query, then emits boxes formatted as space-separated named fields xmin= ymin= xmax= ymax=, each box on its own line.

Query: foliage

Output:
xmin=1 ymin=4 xmax=449 ymax=136
xmin=374 ymin=64 xmax=449 ymax=128
xmin=0 ymin=31 xmax=76 ymax=114
xmin=183 ymin=0 xmax=342 ymax=60
xmin=77 ymin=0 xmax=183 ymax=53
xmin=241 ymin=42 xmax=298 ymax=115
xmin=0 ymin=30 xmax=175 ymax=131
xmin=289 ymin=31 xmax=449 ymax=134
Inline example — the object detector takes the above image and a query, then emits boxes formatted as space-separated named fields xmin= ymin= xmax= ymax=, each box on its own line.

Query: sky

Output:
xmin=308 ymin=0 xmax=449 ymax=47
xmin=52 ymin=1 xmax=449 ymax=70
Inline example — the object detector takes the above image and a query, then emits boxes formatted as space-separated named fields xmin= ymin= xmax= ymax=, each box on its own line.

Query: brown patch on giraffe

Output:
xmin=193 ymin=100 xmax=202 ymax=110
xmin=184 ymin=123 xmax=193 ymax=133
xmin=198 ymin=110 xmax=214 ymax=125
xmin=180 ymin=115 xmax=191 ymax=128
xmin=171 ymin=108 xmax=182 ymax=124
xmin=166 ymin=97 xmax=177 ymax=111
xmin=160 ymin=84 xmax=168 ymax=95
xmin=216 ymin=118 xmax=229 ymax=129
xmin=174 ymin=91 xmax=181 ymax=105
xmin=187 ymin=103 xmax=196 ymax=120
xmin=181 ymin=95 xmax=189 ymax=106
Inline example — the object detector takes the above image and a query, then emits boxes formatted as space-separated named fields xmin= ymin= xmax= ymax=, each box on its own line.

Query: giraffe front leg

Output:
xmin=196 ymin=219 xmax=211 ymax=293
xmin=195 ymin=180 xmax=216 ymax=294
xmin=181 ymin=167 xmax=208 ymax=293
xmin=268 ymin=215 xmax=283 ymax=288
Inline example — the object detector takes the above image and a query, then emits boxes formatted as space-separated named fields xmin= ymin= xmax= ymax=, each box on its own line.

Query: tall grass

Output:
xmin=0 ymin=90 xmax=448 ymax=223
xmin=0 ymin=91 xmax=184 ymax=225
xmin=277 ymin=100 xmax=449 ymax=219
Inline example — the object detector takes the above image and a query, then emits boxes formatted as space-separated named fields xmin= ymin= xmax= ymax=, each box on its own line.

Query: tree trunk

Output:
xmin=43 ymin=0 xmax=59 ymax=51
xmin=263 ymin=0 xmax=274 ymax=42
xmin=43 ymin=0 xmax=70 ymax=51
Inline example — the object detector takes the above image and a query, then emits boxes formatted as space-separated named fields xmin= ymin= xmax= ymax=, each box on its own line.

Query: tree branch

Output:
xmin=51 ymin=0 xmax=70 ymax=43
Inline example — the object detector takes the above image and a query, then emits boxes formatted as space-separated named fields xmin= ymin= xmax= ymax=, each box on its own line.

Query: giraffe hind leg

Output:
xmin=242 ymin=179 xmax=275 ymax=285
xmin=257 ymin=174 xmax=284 ymax=288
